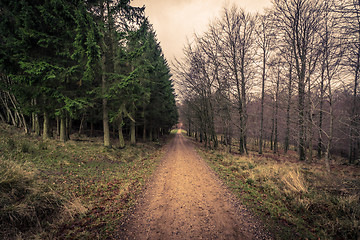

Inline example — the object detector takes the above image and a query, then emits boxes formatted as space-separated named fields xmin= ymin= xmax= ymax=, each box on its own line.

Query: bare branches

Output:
xmin=175 ymin=0 xmax=359 ymax=163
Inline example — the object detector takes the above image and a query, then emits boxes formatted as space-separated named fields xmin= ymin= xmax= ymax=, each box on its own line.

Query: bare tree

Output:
xmin=317 ymin=0 xmax=344 ymax=171
xmin=173 ymin=0 xmax=359 ymax=170
xmin=273 ymin=0 xmax=325 ymax=161
xmin=174 ymin=40 xmax=218 ymax=149
xmin=216 ymin=6 xmax=256 ymax=154
xmin=338 ymin=0 xmax=360 ymax=163
xmin=283 ymin=48 xmax=295 ymax=153
xmin=255 ymin=11 xmax=275 ymax=154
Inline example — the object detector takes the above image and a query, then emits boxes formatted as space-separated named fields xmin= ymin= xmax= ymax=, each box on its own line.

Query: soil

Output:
xmin=120 ymin=130 xmax=271 ymax=239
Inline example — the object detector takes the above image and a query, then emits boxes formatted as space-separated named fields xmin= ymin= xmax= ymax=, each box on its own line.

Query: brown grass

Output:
xmin=193 ymin=139 xmax=360 ymax=239
xmin=0 ymin=122 xmax=166 ymax=239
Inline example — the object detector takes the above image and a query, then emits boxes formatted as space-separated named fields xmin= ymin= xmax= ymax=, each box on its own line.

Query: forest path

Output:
xmin=121 ymin=130 xmax=269 ymax=239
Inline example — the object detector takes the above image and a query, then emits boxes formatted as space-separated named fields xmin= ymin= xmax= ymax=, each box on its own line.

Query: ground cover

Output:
xmin=0 ymin=123 xmax=165 ymax=239
xmin=193 ymin=137 xmax=360 ymax=239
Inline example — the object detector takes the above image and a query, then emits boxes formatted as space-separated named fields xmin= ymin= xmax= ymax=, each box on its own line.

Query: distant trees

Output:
xmin=176 ymin=5 xmax=256 ymax=152
xmin=339 ymin=0 xmax=360 ymax=164
xmin=177 ymin=0 xmax=360 ymax=167
xmin=0 ymin=0 xmax=177 ymax=146
xmin=175 ymin=41 xmax=217 ymax=148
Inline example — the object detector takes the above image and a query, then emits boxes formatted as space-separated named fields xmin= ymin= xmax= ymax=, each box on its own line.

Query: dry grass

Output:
xmin=195 ymin=141 xmax=360 ymax=240
xmin=281 ymin=169 xmax=307 ymax=193
xmin=62 ymin=198 xmax=88 ymax=220
xmin=0 ymin=123 xmax=166 ymax=239
xmin=0 ymin=158 xmax=62 ymax=239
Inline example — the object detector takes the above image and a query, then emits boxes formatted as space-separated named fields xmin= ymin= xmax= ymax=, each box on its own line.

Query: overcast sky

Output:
xmin=131 ymin=0 xmax=273 ymax=64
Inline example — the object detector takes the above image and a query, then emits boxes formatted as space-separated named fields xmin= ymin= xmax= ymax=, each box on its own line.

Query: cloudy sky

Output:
xmin=131 ymin=0 xmax=273 ymax=63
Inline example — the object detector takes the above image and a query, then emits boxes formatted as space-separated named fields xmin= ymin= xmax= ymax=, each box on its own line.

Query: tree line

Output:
xmin=175 ymin=0 xmax=360 ymax=169
xmin=0 ymin=0 xmax=178 ymax=147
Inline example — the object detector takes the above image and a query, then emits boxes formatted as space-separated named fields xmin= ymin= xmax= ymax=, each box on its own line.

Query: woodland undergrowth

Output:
xmin=194 ymin=136 xmax=360 ymax=240
xmin=0 ymin=123 xmax=164 ymax=239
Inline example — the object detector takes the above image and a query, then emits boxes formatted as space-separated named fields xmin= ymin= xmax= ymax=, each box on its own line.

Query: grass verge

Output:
xmin=194 ymin=141 xmax=360 ymax=240
xmin=0 ymin=123 xmax=166 ymax=239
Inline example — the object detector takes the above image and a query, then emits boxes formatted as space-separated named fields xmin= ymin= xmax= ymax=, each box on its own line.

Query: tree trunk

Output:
xmin=284 ymin=61 xmax=293 ymax=153
xmin=235 ymin=68 xmax=245 ymax=154
xmin=0 ymin=112 xmax=5 ymax=122
xmin=56 ymin=116 xmax=60 ymax=136
xmin=318 ymin=74 xmax=325 ymax=159
xmin=228 ymin=135 xmax=232 ymax=153
xmin=31 ymin=102 xmax=35 ymax=132
xmin=7 ymin=92 xmax=28 ymax=132
xmin=102 ymin=68 xmax=110 ymax=147
xmin=317 ymin=105 xmax=323 ymax=159
xmin=307 ymin=114 xmax=313 ymax=162
xmin=349 ymin=58 xmax=359 ymax=164
xmin=118 ymin=114 xmax=125 ymax=148
xmin=307 ymin=73 xmax=314 ymax=162
xmin=43 ymin=112 xmax=50 ymax=140
xmin=21 ymin=113 xmax=29 ymax=134
xmin=90 ymin=122 xmax=94 ymax=137
xmin=270 ymin=99 xmax=275 ymax=151
xmin=0 ymin=93 xmax=15 ymax=126
xmin=142 ymin=105 xmax=146 ymax=141
xmin=226 ymin=117 xmax=232 ymax=153
xmin=60 ymin=116 xmax=67 ymax=142
xmin=143 ymin=121 xmax=146 ymax=142
xmin=241 ymin=61 xmax=248 ymax=155
xmin=66 ymin=117 xmax=71 ymax=140
xmin=274 ymin=67 xmax=280 ymax=153
xmin=149 ymin=127 xmax=153 ymax=142
xmin=35 ymin=113 xmax=40 ymax=136
xmin=130 ymin=107 xmax=136 ymax=145
xmin=298 ymin=74 xmax=306 ymax=161
xmin=79 ymin=114 xmax=85 ymax=135
xmin=100 ymin=0 xmax=111 ymax=148
xmin=31 ymin=99 xmax=37 ymax=134
xmin=259 ymin=50 xmax=266 ymax=154
xmin=325 ymin=81 xmax=333 ymax=173
xmin=208 ymin=98 xmax=218 ymax=149
xmin=188 ymin=119 xmax=191 ymax=137
xmin=155 ymin=128 xmax=159 ymax=140
xmin=204 ymin=132 xmax=208 ymax=149
xmin=7 ymin=108 xmax=16 ymax=126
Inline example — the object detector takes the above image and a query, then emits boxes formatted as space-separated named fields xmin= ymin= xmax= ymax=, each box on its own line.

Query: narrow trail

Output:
xmin=121 ymin=130 xmax=270 ymax=239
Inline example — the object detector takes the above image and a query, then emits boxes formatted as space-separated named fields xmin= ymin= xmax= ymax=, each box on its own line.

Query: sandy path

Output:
xmin=121 ymin=130 xmax=270 ymax=239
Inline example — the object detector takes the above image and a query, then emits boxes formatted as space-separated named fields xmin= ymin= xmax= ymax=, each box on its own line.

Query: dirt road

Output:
xmin=122 ymin=130 xmax=270 ymax=239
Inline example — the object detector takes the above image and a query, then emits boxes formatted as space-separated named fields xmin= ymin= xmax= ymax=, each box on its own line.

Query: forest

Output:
xmin=176 ymin=0 xmax=360 ymax=169
xmin=0 ymin=0 xmax=178 ymax=146
xmin=1 ymin=0 xmax=360 ymax=239
xmin=0 ymin=0 xmax=179 ymax=238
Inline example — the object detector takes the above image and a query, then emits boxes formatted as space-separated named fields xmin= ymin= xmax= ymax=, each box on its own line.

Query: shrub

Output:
xmin=6 ymin=138 xmax=16 ymax=151
xmin=38 ymin=141 xmax=48 ymax=150
xmin=246 ymin=178 xmax=254 ymax=185
xmin=21 ymin=142 xmax=32 ymax=153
